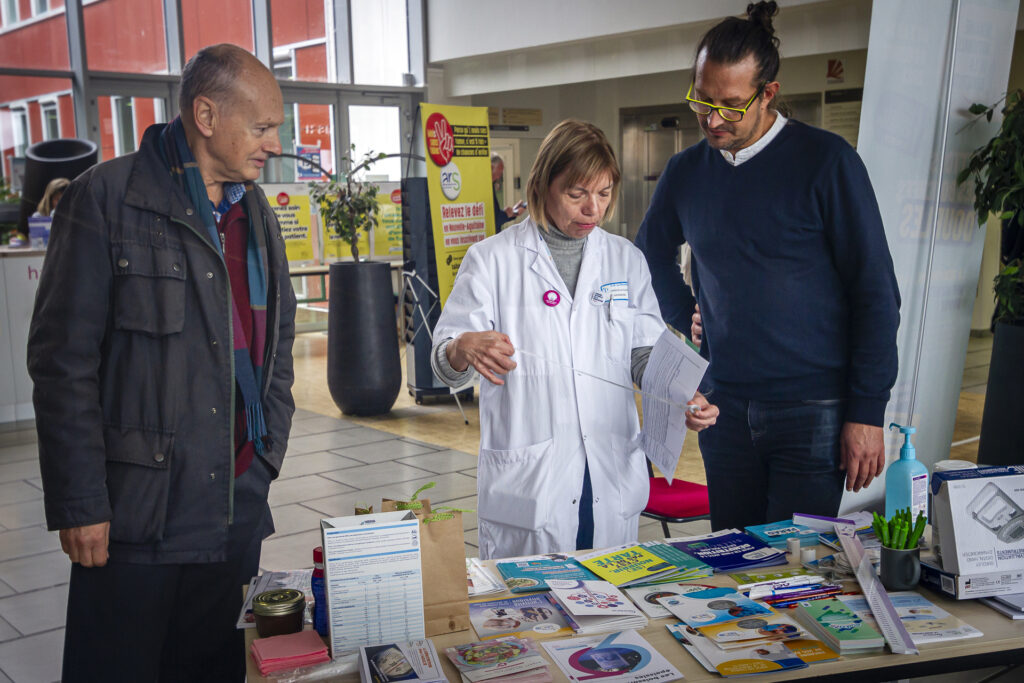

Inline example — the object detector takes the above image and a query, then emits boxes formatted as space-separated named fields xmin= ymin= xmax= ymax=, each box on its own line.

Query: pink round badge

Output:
xmin=542 ymin=290 xmax=561 ymax=307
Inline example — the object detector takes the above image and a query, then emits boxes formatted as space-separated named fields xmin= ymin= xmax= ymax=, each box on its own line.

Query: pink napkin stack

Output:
xmin=251 ymin=630 xmax=330 ymax=675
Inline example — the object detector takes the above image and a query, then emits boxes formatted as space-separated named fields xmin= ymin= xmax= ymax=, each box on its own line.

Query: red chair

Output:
xmin=641 ymin=460 xmax=710 ymax=537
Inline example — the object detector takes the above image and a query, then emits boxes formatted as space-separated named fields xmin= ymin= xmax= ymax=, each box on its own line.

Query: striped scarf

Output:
xmin=160 ymin=117 xmax=269 ymax=455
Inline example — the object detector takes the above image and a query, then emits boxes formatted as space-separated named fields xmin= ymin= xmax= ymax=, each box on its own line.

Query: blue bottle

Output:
xmin=885 ymin=423 xmax=929 ymax=519
xmin=312 ymin=546 xmax=328 ymax=637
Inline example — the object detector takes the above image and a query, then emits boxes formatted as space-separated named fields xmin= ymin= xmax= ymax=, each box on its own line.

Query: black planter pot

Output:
xmin=18 ymin=138 xmax=98 ymax=236
xmin=327 ymin=261 xmax=401 ymax=416
xmin=977 ymin=321 xmax=1024 ymax=466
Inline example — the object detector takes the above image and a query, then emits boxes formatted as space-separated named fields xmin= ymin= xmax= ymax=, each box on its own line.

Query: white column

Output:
xmin=843 ymin=0 xmax=1019 ymax=511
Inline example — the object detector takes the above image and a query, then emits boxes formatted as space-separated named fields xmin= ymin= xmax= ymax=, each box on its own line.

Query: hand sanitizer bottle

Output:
xmin=885 ymin=423 xmax=929 ymax=519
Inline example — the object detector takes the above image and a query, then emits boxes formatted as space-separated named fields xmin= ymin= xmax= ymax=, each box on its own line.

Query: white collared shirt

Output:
xmin=720 ymin=111 xmax=788 ymax=166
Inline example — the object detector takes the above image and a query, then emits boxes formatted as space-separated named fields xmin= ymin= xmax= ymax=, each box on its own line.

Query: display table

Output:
xmin=244 ymin=552 xmax=1024 ymax=682
xmin=0 ymin=246 xmax=45 ymax=427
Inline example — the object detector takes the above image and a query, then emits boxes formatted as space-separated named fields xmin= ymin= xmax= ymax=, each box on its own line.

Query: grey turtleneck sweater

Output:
xmin=432 ymin=225 xmax=652 ymax=386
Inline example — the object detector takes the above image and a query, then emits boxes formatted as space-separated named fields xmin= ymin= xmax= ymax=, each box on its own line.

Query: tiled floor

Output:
xmin=0 ymin=332 xmax=993 ymax=682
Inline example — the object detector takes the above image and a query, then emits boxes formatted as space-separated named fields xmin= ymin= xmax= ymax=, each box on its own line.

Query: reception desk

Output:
xmin=0 ymin=246 xmax=45 ymax=426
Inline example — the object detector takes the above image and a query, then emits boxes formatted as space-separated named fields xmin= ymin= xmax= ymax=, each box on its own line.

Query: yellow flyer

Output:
xmin=262 ymin=184 xmax=315 ymax=264
xmin=320 ymin=210 xmax=370 ymax=261
xmin=421 ymin=103 xmax=495 ymax=306
xmin=576 ymin=545 xmax=676 ymax=586
xmin=372 ymin=183 xmax=403 ymax=259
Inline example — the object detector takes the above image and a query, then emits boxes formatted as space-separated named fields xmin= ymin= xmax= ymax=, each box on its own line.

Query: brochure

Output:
xmin=237 ymin=568 xmax=313 ymax=629
xmin=693 ymin=611 xmax=807 ymax=649
xmin=744 ymin=521 xmax=819 ymax=548
xmin=793 ymin=597 xmax=884 ymax=652
xmin=782 ymin=639 xmax=840 ymax=663
xmin=542 ymin=630 xmax=682 ymax=683
xmin=576 ymin=544 xmax=678 ymax=587
xmin=668 ymin=530 xmax=787 ymax=573
xmin=654 ymin=586 xmax=773 ymax=628
xmin=666 ymin=623 xmax=807 ymax=677
xmin=496 ymin=555 xmax=598 ymax=593
xmin=359 ymin=639 xmax=447 ymax=683
xmin=445 ymin=637 xmax=548 ymax=682
xmin=640 ymin=541 xmax=714 ymax=582
xmin=622 ymin=583 xmax=718 ymax=619
xmin=546 ymin=580 xmax=648 ymax=634
xmin=837 ymin=592 xmax=983 ymax=645
xmin=320 ymin=511 xmax=423 ymax=656
xmin=546 ymin=580 xmax=642 ymax=617
xmin=729 ymin=567 xmax=817 ymax=587
xmin=468 ymin=558 xmax=506 ymax=598
xmin=469 ymin=594 xmax=575 ymax=641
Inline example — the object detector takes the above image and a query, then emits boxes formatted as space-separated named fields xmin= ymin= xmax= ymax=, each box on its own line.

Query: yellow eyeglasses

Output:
xmin=685 ymin=81 xmax=765 ymax=123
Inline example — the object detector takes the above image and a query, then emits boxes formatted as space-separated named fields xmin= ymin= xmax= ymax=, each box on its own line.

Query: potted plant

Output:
xmin=310 ymin=148 xmax=401 ymax=416
xmin=958 ymin=88 xmax=1024 ymax=465
xmin=0 ymin=179 xmax=20 ymax=244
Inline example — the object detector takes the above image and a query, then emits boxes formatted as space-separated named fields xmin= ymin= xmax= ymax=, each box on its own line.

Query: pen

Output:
xmin=686 ymin=404 xmax=701 ymax=415
xmin=737 ymin=576 xmax=823 ymax=591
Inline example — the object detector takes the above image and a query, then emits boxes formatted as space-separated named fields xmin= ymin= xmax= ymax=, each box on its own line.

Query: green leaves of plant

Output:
xmin=993 ymin=260 xmax=1024 ymax=325
xmin=308 ymin=149 xmax=385 ymax=261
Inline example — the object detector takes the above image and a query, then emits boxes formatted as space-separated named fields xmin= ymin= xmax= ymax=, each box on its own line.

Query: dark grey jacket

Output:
xmin=27 ymin=124 xmax=296 ymax=564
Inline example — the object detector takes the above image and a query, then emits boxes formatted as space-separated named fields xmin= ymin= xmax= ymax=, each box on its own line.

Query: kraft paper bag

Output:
xmin=381 ymin=498 xmax=471 ymax=636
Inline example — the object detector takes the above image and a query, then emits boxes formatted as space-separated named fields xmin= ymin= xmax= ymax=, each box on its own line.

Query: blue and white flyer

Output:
xmin=320 ymin=511 xmax=424 ymax=656
xmin=542 ymin=630 xmax=682 ymax=682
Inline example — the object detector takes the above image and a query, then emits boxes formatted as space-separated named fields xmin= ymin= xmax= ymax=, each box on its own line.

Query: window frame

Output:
xmin=0 ymin=0 xmax=427 ymax=169
xmin=40 ymin=99 xmax=60 ymax=140
xmin=1 ymin=0 xmax=19 ymax=28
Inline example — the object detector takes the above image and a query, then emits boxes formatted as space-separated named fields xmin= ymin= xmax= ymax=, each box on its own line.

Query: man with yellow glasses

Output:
xmin=635 ymin=1 xmax=901 ymax=531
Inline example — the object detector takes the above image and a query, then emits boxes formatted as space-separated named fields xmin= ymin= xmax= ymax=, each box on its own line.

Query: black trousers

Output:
xmin=61 ymin=459 xmax=273 ymax=683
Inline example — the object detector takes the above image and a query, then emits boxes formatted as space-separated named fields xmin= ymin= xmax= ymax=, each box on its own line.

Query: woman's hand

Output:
xmin=691 ymin=303 xmax=702 ymax=346
xmin=685 ymin=390 xmax=718 ymax=432
xmin=448 ymin=331 xmax=517 ymax=385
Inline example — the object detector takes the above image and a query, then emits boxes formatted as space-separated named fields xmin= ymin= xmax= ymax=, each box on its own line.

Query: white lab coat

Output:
xmin=434 ymin=218 xmax=666 ymax=559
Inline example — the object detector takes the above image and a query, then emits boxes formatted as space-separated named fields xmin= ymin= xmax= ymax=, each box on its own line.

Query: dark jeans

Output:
xmin=697 ymin=390 xmax=846 ymax=531
xmin=62 ymin=457 xmax=273 ymax=683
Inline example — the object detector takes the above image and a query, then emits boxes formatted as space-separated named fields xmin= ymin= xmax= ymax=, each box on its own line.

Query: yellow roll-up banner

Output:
xmin=421 ymin=104 xmax=495 ymax=306
xmin=262 ymin=184 xmax=315 ymax=264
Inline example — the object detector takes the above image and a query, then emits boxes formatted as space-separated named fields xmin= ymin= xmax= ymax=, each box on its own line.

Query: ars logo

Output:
xmin=439 ymin=161 xmax=462 ymax=200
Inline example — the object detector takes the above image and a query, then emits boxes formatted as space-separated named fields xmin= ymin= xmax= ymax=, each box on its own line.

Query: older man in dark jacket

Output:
xmin=27 ymin=44 xmax=296 ymax=681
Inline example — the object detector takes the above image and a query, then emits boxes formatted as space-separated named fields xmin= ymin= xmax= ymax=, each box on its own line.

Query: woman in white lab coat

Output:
xmin=431 ymin=119 xmax=718 ymax=560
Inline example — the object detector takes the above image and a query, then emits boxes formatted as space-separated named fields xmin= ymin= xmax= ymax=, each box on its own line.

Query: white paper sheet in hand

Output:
xmin=638 ymin=329 xmax=709 ymax=485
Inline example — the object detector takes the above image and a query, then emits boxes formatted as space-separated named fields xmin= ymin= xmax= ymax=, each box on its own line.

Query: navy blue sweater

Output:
xmin=635 ymin=119 xmax=900 ymax=427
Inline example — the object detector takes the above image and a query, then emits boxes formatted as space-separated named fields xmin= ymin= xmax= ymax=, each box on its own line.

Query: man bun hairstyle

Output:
xmin=179 ymin=44 xmax=251 ymax=119
xmin=696 ymin=1 xmax=781 ymax=86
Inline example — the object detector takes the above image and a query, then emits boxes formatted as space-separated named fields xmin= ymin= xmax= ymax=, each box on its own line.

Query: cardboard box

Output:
xmin=931 ymin=466 xmax=1024 ymax=575
xmin=919 ymin=559 xmax=1024 ymax=600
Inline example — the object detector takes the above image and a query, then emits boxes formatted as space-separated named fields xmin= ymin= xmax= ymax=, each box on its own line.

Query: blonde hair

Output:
xmin=37 ymin=177 xmax=70 ymax=216
xmin=526 ymin=119 xmax=620 ymax=232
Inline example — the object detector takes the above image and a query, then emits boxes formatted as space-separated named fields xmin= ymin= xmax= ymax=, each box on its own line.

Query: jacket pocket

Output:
xmin=104 ymin=426 xmax=173 ymax=544
xmin=613 ymin=434 xmax=650 ymax=521
xmin=112 ymin=242 xmax=186 ymax=335
xmin=603 ymin=304 xmax=637 ymax=367
xmin=478 ymin=438 xmax=556 ymax=531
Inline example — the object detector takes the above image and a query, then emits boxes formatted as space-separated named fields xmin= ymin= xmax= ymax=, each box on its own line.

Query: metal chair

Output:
xmin=641 ymin=459 xmax=711 ymax=537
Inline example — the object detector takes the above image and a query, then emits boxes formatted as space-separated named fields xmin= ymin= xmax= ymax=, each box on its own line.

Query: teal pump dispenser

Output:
xmin=885 ymin=423 xmax=929 ymax=519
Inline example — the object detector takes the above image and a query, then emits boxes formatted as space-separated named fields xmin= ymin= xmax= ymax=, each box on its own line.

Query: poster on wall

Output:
xmin=261 ymin=183 xmax=316 ymax=265
xmin=420 ymin=104 xmax=495 ymax=306
xmin=295 ymin=145 xmax=323 ymax=181
xmin=372 ymin=182 xmax=403 ymax=259
xmin=823 ymin=88 xmax=863 ymax=148
xmin=320 ymin=207 xmax=371 ymax=262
